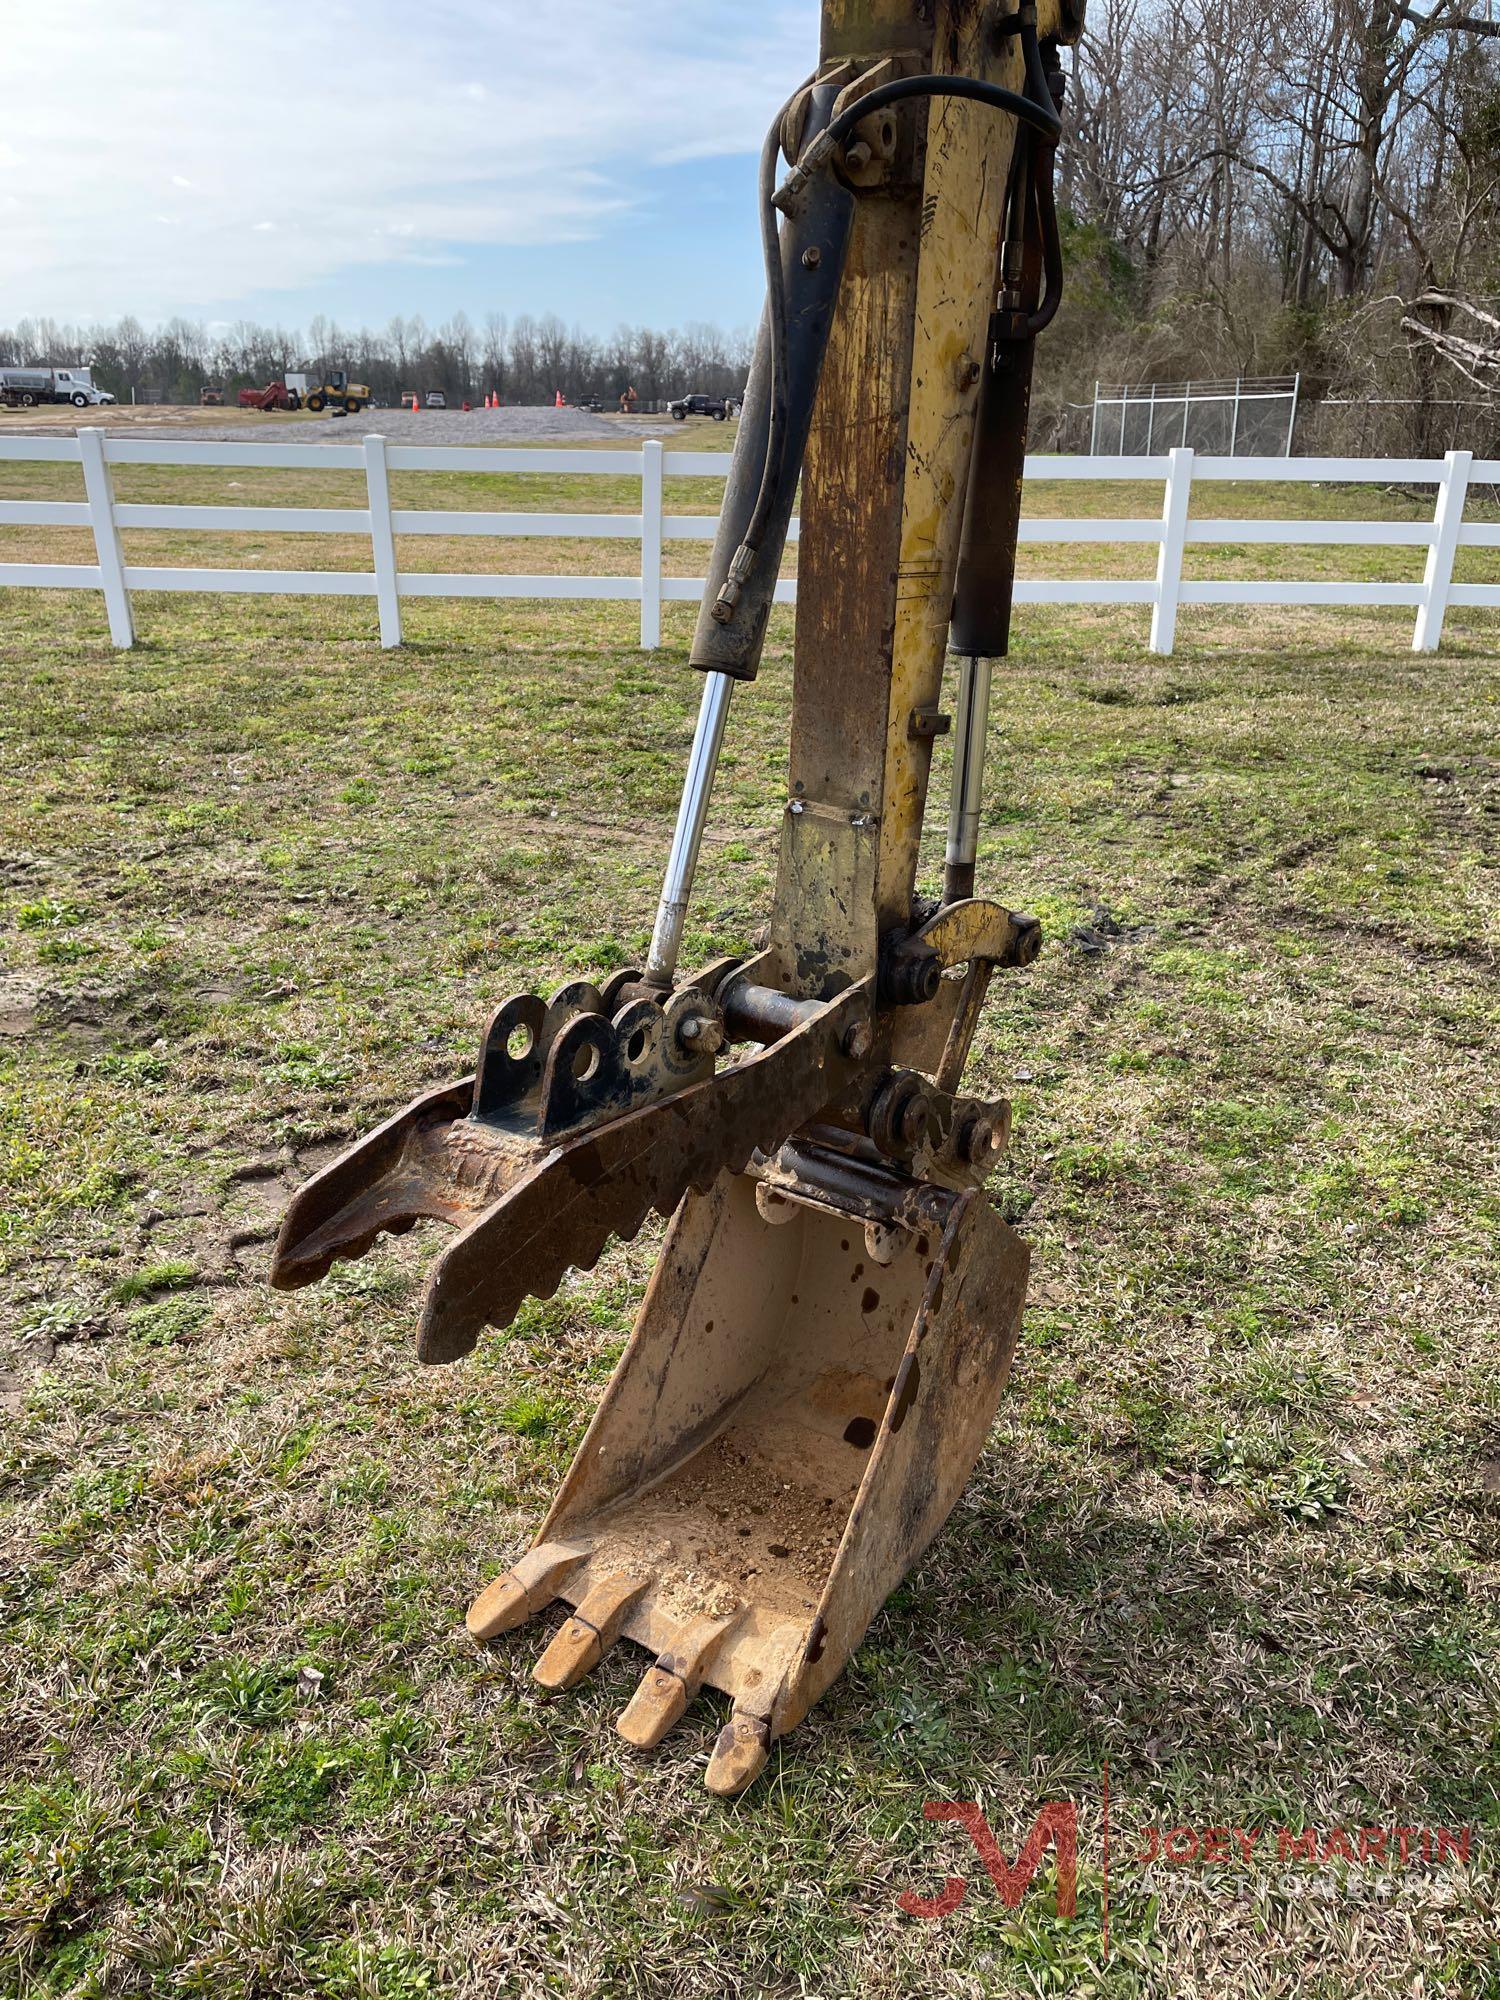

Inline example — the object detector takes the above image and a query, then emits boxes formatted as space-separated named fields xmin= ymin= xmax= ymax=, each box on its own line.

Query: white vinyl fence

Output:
xmin=1 ymin=430 xmax=1497 ymax=657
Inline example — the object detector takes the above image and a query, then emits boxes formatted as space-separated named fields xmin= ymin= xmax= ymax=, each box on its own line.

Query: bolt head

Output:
xmin=842 ymin=1020 xmax=873 ymax=1061
xmin=679 ymin=1014 xmax=725 ymax=1055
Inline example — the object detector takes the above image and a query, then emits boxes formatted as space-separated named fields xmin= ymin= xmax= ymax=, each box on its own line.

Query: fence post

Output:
xmin=77 ymin=426 xmax=134 ymax=647
xmin=1151 ymin=445 xmax=1193 ymax=656
xmin=363 ymin=433 xmax=402 ymax=648
xmin=1412 ymin=448 xmax=1471 ymax=653
xmin=640 ymin=437 xmax=664 ymax=648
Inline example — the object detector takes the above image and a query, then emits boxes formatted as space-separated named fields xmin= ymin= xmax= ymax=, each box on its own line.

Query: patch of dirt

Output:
xmin=0 ymin=850 xmax=44 ymax=889
xmin=1067 ymin=904 xmax=1150 ymax=956
xmin=0 ymin=1333 xmax=57 ymax=1415
xmin=35 ymin=978 xmax=158 ymax=1045
xmin=0 ymin=974 xmax=42 ymax=1038
xmin=6 ymin=404 xmax=681 ymax=447
xmin=206 ymin=1138 xmax=351 ymax=1276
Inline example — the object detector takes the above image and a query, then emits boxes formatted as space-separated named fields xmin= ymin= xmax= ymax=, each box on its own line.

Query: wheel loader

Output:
xmin=273 ymin=0 xmax=1085 ymax=1795
xmin=286 ymin=369 xmax=371 ymax=414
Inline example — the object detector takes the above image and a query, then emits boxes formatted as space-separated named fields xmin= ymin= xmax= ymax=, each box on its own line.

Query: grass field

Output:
xmin=1 ymin=527 xmax=1498 ymax=1996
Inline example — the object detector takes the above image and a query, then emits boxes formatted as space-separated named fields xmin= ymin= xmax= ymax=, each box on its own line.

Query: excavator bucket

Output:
xmin=468 ymin=1164 xmax=1028 ymax=1792
xmin=273 ymin=0 xmax=1083 ymax=1793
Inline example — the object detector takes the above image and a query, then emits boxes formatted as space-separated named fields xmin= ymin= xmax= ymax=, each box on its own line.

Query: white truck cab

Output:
xmin=50 ymin=368 xmax=114 ymax=407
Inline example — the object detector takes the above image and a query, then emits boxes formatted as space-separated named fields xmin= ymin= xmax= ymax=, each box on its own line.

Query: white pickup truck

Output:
xmin=0 ymin=366 xmax=116 ymax=408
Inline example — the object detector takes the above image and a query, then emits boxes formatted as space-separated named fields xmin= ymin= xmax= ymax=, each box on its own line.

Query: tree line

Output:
xmin=5 ymin=2 xmax=1498 ymax=451
xmin=1050 ymin=0 xmax=1500 ymax=452
xmin=0 ymin=312 xmax=754 ymax=411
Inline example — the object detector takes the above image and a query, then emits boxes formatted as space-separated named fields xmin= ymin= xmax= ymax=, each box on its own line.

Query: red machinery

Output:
xmin=238 ymin=381 xmax=298 ymax=412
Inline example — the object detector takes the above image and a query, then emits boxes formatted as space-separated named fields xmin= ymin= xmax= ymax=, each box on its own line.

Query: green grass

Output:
xmin=0 ymin=565 xmax=1497 ymax=1998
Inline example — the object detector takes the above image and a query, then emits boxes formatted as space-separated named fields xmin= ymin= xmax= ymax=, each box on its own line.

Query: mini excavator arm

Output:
xmin=273 ymin=0 xmax=1084 ymax=1793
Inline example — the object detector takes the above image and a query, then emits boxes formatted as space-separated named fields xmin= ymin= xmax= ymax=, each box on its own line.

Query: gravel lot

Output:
xmin=1 ymin=404 xmax=685 ymax=446
xmin=191 ymin=406 xmax=681 ymax=446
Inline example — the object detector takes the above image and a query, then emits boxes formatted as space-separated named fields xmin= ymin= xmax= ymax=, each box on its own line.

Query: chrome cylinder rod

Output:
xmin=942 ymin=651 xmax=994 ymax=906
xmin=644 ymin=670 xmax=735 ymax=988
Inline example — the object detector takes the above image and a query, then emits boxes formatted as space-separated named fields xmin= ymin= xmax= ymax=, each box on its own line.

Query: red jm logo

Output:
xmin=900 ymin=1802 xmax=1080 ymax=1919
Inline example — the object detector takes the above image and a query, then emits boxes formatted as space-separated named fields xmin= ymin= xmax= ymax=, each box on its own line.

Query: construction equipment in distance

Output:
xmin=238 ymin=380 xmax=297 ymax=411
xmin=291 ymin=370 xmax=371 ymax=414
xmin=273 ymin=0 xmax=1083 ymax=1795
xmin=237 ymin=370 xmax=371 ymax=414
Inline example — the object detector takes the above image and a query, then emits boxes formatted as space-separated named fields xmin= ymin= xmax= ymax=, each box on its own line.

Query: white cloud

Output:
xmin=0 ymin=0 xmax=816 ymax=322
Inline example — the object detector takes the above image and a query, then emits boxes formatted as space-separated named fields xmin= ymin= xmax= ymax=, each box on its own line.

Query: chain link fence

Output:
xmin=1078 ymin=376 xmax=1301 ymax=457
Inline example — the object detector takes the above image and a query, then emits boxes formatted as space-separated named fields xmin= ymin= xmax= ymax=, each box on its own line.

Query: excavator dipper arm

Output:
xmin=273 ymin=0 xmax=1085 ymax=1792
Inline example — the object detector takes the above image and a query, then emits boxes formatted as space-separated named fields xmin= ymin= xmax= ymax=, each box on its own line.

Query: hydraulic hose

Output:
xmin=773 ymin=71 xmax=1061 ymax=217
xmin=712 ymin=59 xmax=1064 ymax=628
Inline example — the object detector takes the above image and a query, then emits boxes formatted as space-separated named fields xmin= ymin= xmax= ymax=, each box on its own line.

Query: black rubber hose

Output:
xmin=1020 ymin=20 xmax=1055 ymax=124
xmin=818 ymin=71 xmax=1061 ymax=154
xmin=749 ymin=102 xmax=793 ymax=560
xmin=1027 ymin=161 xmax=1064 ymax=334
xmin=710 ymin=82 xmax=814 ymax=623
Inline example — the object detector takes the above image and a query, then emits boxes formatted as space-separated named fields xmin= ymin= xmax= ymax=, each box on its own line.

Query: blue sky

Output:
xmin=4 ymin=0 xmax=819 ymax=336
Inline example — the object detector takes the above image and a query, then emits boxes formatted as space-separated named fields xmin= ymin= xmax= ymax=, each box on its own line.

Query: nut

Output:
xmin=1011 ymin=915 xmax=1043 ymax=966
xmin=883 ymin=947 xmax=941 ymax=1008
xmin=867 ymin=1069 xmax=941 ymax=1161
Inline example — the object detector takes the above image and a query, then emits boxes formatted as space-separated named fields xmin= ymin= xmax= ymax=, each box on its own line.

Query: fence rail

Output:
xmin=1 ymin=430 xmax=1497 ymax=656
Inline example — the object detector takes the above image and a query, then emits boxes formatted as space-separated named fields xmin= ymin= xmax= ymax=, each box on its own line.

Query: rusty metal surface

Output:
xmin=274 ymin=978 xmax=876 ymax=1364
xmin=769 ymin=797 xmax=881 ymax=997
xmin=465 ymin=1165 xmax=1029 ymax=1792
xmin=416 ymin=979 xmax=873 ymax=1362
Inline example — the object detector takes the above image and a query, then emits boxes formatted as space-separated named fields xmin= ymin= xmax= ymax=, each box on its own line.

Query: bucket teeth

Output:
xmin=616 ymin=1667 xmax=689 ymax=1749
xmin=533 ymin=1572 xmax=649 ymax=1693
xmin=705 ymin=1710 xmax=771 ymax=1797
xmin=616 ymin=1609 xmax=742 ymax=1751
xmin=466 ymin=1541 xmax=588 ymax=1641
